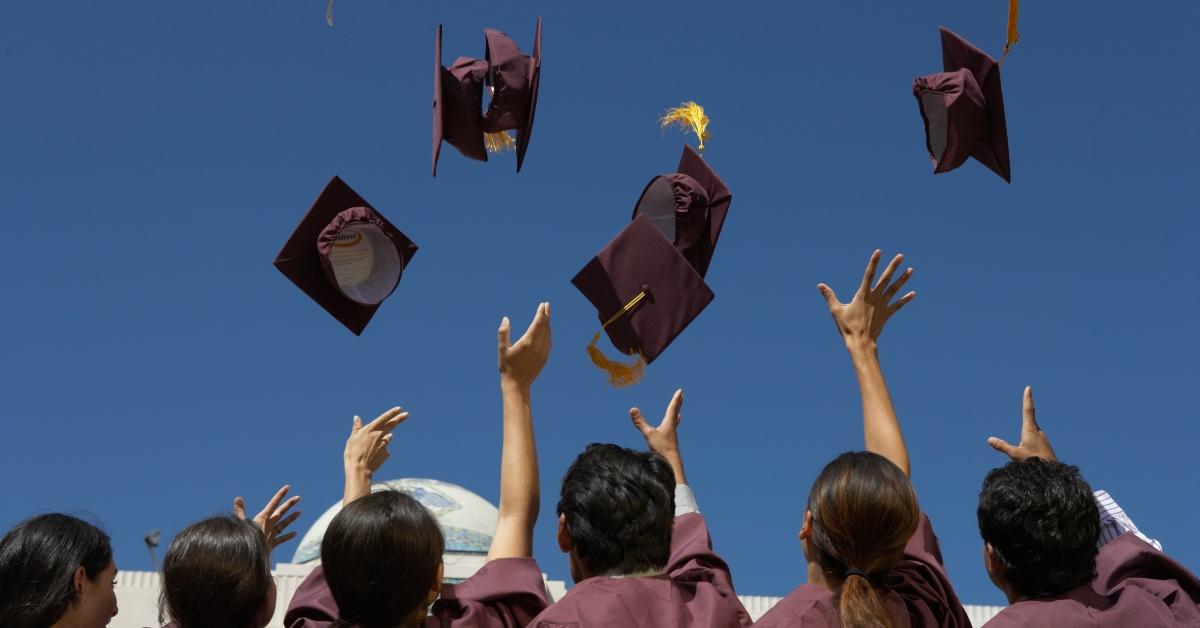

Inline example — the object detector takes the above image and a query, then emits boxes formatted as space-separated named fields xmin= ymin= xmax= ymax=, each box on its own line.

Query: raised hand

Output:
xmin=988 ymin=386 xmax=1057 ymax=462
xmin=631 ymin=389 xmax=686 ymax=484
xmin=818 ymin=250 xmax=916 ymax=348
xmin=343 ymin=407 xmax=409 ymax=503
xmin=488 ymin=303 xmax=550 ymax=562
xmin=234 ymin=484 xmax=301 ymax=550
xmin=498 ymin=302 xmax=552 ymax=391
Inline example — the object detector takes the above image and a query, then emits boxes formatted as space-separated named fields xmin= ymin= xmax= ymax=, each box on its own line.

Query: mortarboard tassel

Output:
xmin=660 ymin=102 xmax=711 ymax=152
xmin=1000 ymin=0 xmax=1019 ymax=63
xmin=587 ymin=332 xmax=646 ymax=387
xmin=586 ymin=289 xmax=649 ymax=387
xmin=484 ymin=131 xmax=517 ymax=153
xmin=326 ymin=0 xmax=334 ymax=26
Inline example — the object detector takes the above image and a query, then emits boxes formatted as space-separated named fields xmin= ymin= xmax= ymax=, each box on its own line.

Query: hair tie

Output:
xmin=844 ymin=568 xmax=868 ymax=579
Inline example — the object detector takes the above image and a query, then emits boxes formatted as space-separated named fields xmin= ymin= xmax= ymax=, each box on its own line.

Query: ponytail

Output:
xmin=837 ymin=571 xmax=893 ymax=628
xmin=806 ymin=452 xmax=920 ymax=628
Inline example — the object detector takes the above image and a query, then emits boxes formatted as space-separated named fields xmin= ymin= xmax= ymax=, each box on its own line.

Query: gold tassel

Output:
xmin=586 ymin=289 xmax=650 ymax=387
xmin=660 ymin=102 xmax=711 ymax=152
xmin=484 ymin=131 xmax=517 ymax=153
xmin=587 ymin=332 xmax=646 ymax=387
xmin=1000 ymin=0 xmax=1019 ymax=63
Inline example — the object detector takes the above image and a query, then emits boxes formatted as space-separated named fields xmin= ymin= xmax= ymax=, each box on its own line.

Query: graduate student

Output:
xmin=285 ymin=302 xmax=553 ymax=628
xmin=526 ymin=389 xmax=752 ymax=627
xmin=978 ymin=387 xmax=1200 ymax=626
xmin=159 ymin=485 xmax=301 ymax=627
xmin=0 ymin=513 xmax=119 ymax=628
xmin=756 ymin=250 xmax=971 ymax=628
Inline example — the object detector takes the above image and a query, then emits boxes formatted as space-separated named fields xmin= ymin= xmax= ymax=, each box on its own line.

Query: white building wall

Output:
xmin=112 ymin=565 xmax=1002 ymax=627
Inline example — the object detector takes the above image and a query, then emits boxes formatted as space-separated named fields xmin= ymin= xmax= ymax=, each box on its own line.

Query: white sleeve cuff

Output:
xmin=675 ymin=484 xmax=699 ymax=516
xmin=1094 ymin=489 xmax=1162 ymax=551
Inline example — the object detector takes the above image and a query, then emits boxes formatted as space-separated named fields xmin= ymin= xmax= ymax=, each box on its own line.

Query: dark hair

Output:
xmin=807 ymin=451 xmax=919 ymax=628
xmin=321 ymin=491 xmax=444 ymax=628
xmin=978 ymin=457 xmax=1099 ymax=598
xmin=0 ymin=513 xmax=113 ymax=628
xmin=161 ymin=515 xmax=273 ymax=628
xmin=556 ymin=443 xmax=676 ymax=575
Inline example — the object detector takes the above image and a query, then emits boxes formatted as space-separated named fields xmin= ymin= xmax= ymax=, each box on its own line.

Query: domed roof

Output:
xmin=291 ymin=478 xmax=499 ymax=564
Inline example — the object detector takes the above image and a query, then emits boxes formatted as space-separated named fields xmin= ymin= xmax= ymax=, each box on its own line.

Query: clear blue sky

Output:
xmin=1 ymin=1 xmax=1197 ymax=607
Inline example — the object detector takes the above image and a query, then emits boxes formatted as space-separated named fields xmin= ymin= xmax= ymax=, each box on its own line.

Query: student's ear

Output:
xmin=798 ymin=510 xmax=814 ymax=541
xmin=983 ymin=543 xmax=1002 ymax=576
xmin=557 ymin=514 xmax=573 ymax=553
xmin=798 ymin=511 xmax=815 ymax=562
xmin=73 ymin=566 xmax=87 ymax=597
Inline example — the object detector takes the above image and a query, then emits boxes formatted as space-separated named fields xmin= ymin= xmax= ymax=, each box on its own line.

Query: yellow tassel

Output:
xmin=484 ymin=131 xmax=517 ymax=153
xmin=1000 ymin=0 xmax=1019 ymax=63
xmin=587 ymin=332 xmax=646 ymax=387
xmin=660 ymin=102 xmax=711 ymax=152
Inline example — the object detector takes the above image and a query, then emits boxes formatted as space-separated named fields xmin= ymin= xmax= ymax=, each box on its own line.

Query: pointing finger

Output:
xmin=1022 ymin=386 xmax=1039 ymax=432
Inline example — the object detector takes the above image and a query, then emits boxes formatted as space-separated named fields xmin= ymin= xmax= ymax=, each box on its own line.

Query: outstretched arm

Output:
xmin=342 ymin=407 xmax=409 ymax=504
xmin=488 ymin=302 xmax=552 ymax=562
xmin=818 ymin=250 xmax=917 ymax=477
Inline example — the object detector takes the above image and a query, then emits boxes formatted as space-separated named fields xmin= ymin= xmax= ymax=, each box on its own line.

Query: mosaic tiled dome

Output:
xmin=291 ymin=478 xmax=499 ymax=564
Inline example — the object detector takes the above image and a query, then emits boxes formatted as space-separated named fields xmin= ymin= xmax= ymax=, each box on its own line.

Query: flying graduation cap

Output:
xmin=433 ymin=18 xmax=542 ymax=176
xmin=912 ymin=2 xmax=1020 ymax=182
xmin=573 ymin=145 xmax=732 ymax=387
xmin=274 ymin=176 xmax=418 ymax=335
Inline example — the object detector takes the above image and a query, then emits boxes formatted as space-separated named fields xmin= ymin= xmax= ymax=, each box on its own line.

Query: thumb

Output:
xmin=630 ymin=408 xmax=652 ymax=435
xmin=233 ymin=497 xmax=247 ymax=520
xmin=817 ymin=283 xmax=839 ymax=309
xmin=987 ymin=437 xmax=1018 ymax=458
xmin=498 ymin=317 xmax=511 ymax=347
xmin=350 ymin=415 xmax=363 ymax=434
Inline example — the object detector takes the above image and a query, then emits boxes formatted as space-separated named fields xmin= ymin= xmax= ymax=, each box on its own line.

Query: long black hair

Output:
xmin=0 ymin=513 xmax=113 ymax=628
xmin=321 ymin=491 xmax=444 ymax=628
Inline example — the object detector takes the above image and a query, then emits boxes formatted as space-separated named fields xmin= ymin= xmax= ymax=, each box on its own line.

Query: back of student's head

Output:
xmin=320 ymin=490 xmax=444 ymax=628
xmin=557 ymin=443 xmax=676 ymax=575
xmin=161 ymin=515 xmax=273 ymax=628
xmin=0 ymin=513 xmax=113 ymax=628
xmin=807 ymin=451 xmax=919 ymax=628
xmin=978 ymin=457 xmax=1099 ymax=598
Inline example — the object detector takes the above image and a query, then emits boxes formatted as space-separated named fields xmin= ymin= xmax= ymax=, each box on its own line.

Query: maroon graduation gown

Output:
xmin=284 ymin=557 xmax=550 ymax=627
xmin=755 ymin=512 xmax=970 ymax=627
xmin=526 ymin=512 xmax=752 ymax=627
xmin=984 ymin=532 xmax=1200 ymax=627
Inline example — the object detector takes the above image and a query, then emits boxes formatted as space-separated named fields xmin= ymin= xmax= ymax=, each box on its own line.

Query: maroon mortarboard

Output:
xmin=912 ymin=27 xmax=1011 ymax=182
xmin=573 ymin=215 xmax=714 ymax=386
xmin=483 ymin=17 xmax=541 ymax=173
xmin=632 ymin=144 xmax=732 ymax=278
xmin=432 ymin=18 xmax=542 ymax=176
xmin=573 ymin=147 xmax=732 ymax=386
xmin=274 ymin=176 xmax=418 ymax=335
xmin=433 ymin=24 xmax=488 ymax=176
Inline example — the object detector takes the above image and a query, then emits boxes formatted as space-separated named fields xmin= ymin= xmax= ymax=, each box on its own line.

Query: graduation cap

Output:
xmin=432 ymin=18 xmax=542 ymax=176
xmin=274 ymin=176 xmax=418 ymax=335
xmin=572 ymin=145 xmax=732 ymax=386
xmin=912 ymin=27 xmax=1012 ymax=182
